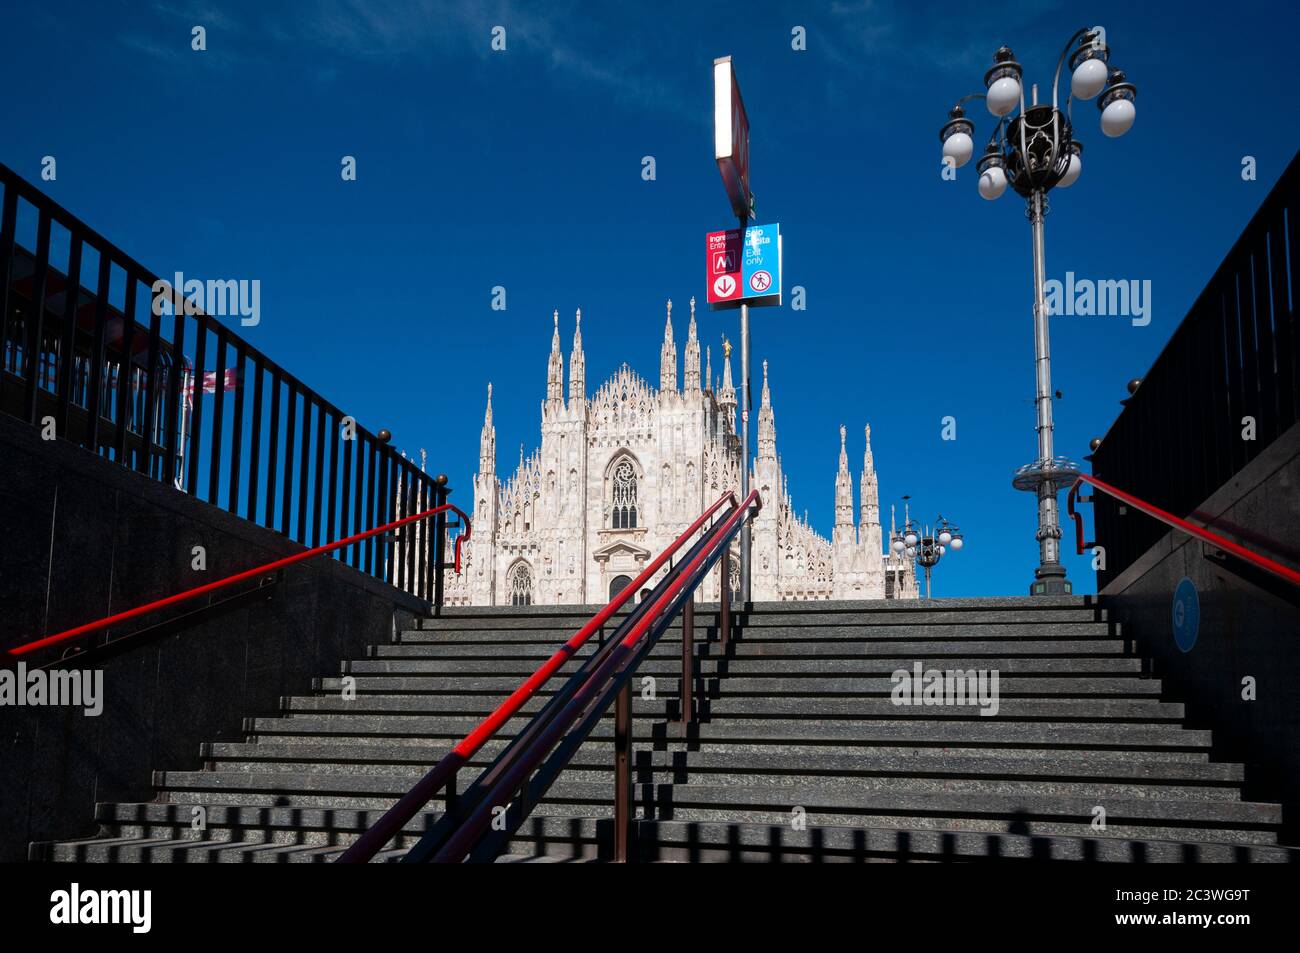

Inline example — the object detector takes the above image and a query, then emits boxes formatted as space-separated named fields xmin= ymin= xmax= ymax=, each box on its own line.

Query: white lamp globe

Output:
xmin=1058 ymin=152 xmax=1082 ymax=188
xmin=905 ymin=547 xmax=916 ymax=558
xmin=978 ymin=165 xmax=1007 ymax=200
xmin=892 ymin=539 xmax=905 ymax=553
xmin=950 ymin=537 xmax=964 ymax=551
xmin=1071 ymin=58 xmax=1108 ymax=100
xmin=942 ymin=131 xmax=974 ymax=168
xmin=938 ymin=531 xmax=952 ymax=545
xmin=986 ymin=76 xmax=1021 ymax=117
xmin=1101 ymin=98 xmax=1135 ymax=137
xmin=905 ymin=531 xmax=918 ymax=547
xmin=938 ymin=545 xmax=946 ymax=556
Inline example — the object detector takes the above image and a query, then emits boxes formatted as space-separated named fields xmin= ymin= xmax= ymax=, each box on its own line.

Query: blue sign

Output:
xmin=740 ymin=222 xmax=781 ymax=305
xmin=1172 ymin=577 xmax=1200 ymax=653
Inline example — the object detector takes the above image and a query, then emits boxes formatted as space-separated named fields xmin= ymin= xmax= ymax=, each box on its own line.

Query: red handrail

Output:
xmin=1067 ymin=473 xmax=1300 ymax=587
xmin=5 ymin=502 xmax=471 ymax=659
xmin=336 ymin=490 xmax=742 ymax=863
xmin=428 ymin=489 xmax=761 ymax=863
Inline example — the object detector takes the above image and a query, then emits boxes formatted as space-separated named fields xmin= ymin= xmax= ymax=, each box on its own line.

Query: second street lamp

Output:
xmin=892 ymin=514 xmax=964 ymax=599
xmin=939 ymin=25 xmax=1136 ymax=596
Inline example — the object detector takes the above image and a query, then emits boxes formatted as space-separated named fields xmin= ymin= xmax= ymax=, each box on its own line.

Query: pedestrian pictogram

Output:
xmin=749 ymin=270 xmax=772 ymax=293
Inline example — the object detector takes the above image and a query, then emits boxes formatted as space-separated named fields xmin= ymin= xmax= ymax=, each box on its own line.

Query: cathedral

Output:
xmin=442 ymin=300 xmax=917 ymax=606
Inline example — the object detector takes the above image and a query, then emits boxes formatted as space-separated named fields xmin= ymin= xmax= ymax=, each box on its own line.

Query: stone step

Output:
xmin=399 ymin=621 xmax=1118 ymax=643
xmin=279 ymin=694 xmax=1185 ymax=722
xmin=75 ymin=797 xmax=1280 ymax=854
xmin=245 ymin=714 xmax=1211 ymax=749
xmin=505 ymin=816 xmax=1296 ymax=864
xmin=154 ymin=768 xmax=1240 ymax=803
xmin=314 ymin=674 xmax=1165 ymax=696
xmin=202 ymin=742 xmax=1237 ymax=782
xmin=372 ymin=639 xmax=1131 ymax=659
xmin=340 ymin=657 xmax=1144 ymax=675
xmin=421 ymin=606 xmax=1107 ymax=631
xmin=142 ymin=781 xmax=1281 ymax=841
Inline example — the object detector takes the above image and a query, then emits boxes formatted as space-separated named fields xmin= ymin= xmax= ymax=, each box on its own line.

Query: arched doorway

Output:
xmin=609 ymin=574 xmax=633 ymax=601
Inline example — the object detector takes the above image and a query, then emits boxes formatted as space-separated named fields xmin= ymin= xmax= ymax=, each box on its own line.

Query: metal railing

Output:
xmin=1068 ymin=473 xmax=1300 ymax=589
xmin=3 ymin=502 xmax=471 ymax=664
xmin=338 ymin=489 xmax=760 ymax=863
xmin=0 ymin=163 xmax=451 ymax=604
xmin=1088 ymin=151 xmax=1298 ymax=587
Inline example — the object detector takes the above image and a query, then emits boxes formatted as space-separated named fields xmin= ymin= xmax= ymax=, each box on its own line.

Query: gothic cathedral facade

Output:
xmin=444 ymin=301 xmax=917 ymax=606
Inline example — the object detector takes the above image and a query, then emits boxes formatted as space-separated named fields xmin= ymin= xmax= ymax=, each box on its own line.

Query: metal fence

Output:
xmin=1090 ymin=151 xmax=1298 ymax=588
xmin=0 ymin=162 xmax=450 ymax=605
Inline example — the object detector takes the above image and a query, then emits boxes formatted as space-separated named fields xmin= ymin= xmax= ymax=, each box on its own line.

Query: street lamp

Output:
xmin=939 ymin=26 xmax=1136 ymax=596
xmin=892 ymin=514 xmax=964 ymax=599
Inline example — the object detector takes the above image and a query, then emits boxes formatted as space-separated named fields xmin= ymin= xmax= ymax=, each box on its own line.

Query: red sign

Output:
xmin=714 ymin=57 xmax=751 ymax=221
xmin=706 ymin=228 xmax=744 ymax=304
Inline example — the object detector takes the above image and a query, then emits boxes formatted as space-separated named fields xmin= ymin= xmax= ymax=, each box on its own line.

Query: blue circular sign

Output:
xmin=1172 ymin=577 xmax=1200 ymax=653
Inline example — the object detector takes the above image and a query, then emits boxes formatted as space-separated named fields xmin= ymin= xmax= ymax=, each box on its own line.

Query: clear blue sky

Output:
xmin=3 ymin=0 xmax=1296 ymax=596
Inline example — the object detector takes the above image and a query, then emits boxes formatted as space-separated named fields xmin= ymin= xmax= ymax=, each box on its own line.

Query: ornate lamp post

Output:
xmin=939 ymin=26 xmax=1136 ymax=596
xmin=892 ymin=513 xmax=964 ymax=599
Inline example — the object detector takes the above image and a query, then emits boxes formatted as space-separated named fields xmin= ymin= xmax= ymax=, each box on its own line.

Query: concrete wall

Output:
xmin=0 ymin=414 xmax=425 ymax=861
xmin=1099 ymin=423 xmax=1300 ymax=843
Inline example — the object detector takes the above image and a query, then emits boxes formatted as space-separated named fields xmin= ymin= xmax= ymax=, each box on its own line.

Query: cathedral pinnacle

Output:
xmin=569 ymin=308 xmax=585 ymax=401
xmin=478 ymin=381 xmax=496 ymax=475
xmin=683 ymin=296 xmax=701 ymax=392
xmin=547 ymin=309 xmax=564 ymax=402
xmin=660 ymin=299 xmax=677 ymax=391
xmin=717 ymin=336 xmax=736 ymax=433
xmin=834 ymin=423 xmax=854 ymax=540
xmin=757 ymin=359 xmax=776 ymax=461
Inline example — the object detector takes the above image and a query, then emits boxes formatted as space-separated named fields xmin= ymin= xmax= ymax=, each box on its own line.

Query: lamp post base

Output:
xmin=1030 ymin=567 xmax=1072 ymax=596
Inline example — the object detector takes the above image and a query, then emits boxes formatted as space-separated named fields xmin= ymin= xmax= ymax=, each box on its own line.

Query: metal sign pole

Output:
xmin=740 ymin=300 xmax=751 ymax=605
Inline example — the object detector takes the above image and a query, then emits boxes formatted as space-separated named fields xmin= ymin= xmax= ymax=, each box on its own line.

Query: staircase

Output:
xmin=33 ymin=597 xmax=1294 ymax=862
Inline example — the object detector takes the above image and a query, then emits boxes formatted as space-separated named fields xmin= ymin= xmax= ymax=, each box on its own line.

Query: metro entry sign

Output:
xmin=706 ymin=222 xmax=782 ymax=308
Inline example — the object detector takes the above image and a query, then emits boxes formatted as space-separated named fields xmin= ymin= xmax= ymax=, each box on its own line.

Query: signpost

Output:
xmin=706 ymin=223 xmax=782 ymax=307
xmin=709 ymin=55 xmax=783 ymax=605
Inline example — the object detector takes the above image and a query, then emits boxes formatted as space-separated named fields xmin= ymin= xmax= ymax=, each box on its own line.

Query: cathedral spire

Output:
xmin=717 ymin=336 xmax=736 ymax=433
xmin=757 ymin=359 xmax=776 ymax=462
xmin=860 ymin=423 xmax=882 ymax=555
xmin=569 ymin=308 xmax=585 ymax=402
xmin=834 ymin=424 xmax=854 ymax=536
xmin=546 ymin=309 xmax=564 ymax=403
xmin=660 ymin=299 xmax=677 ymax=392
xmin=683 ymin=296 xmax=701 ymax=392
xmin=705 ymin=344 xmax=713 ymax=394
xmin=479 ymin=382 xmax=496 ymax=475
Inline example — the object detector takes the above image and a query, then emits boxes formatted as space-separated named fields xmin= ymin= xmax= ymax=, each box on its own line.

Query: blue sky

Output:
xmin=3 ymin=0 xmax=1296 ymax=596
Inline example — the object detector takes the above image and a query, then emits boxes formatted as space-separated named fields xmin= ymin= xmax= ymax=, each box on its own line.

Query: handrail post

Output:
xmin=680 ymin=595 xmax=694 ymax=726
xmin=613 ymin=681 xmax=633 ymax=862
xmin=719 ymin=547 xmax=731 ymax=652
xmin=433 ymin=476 xmax=449 ymax=616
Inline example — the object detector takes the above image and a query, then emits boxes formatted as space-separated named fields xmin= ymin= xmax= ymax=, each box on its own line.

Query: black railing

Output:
xmin=1090 ymin=151 xmax=1298 ymax=587
xmin=395 ymin=490 xmax=759 ymax=864
xmin=0 ymin=163 xmax=451 ymax=604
